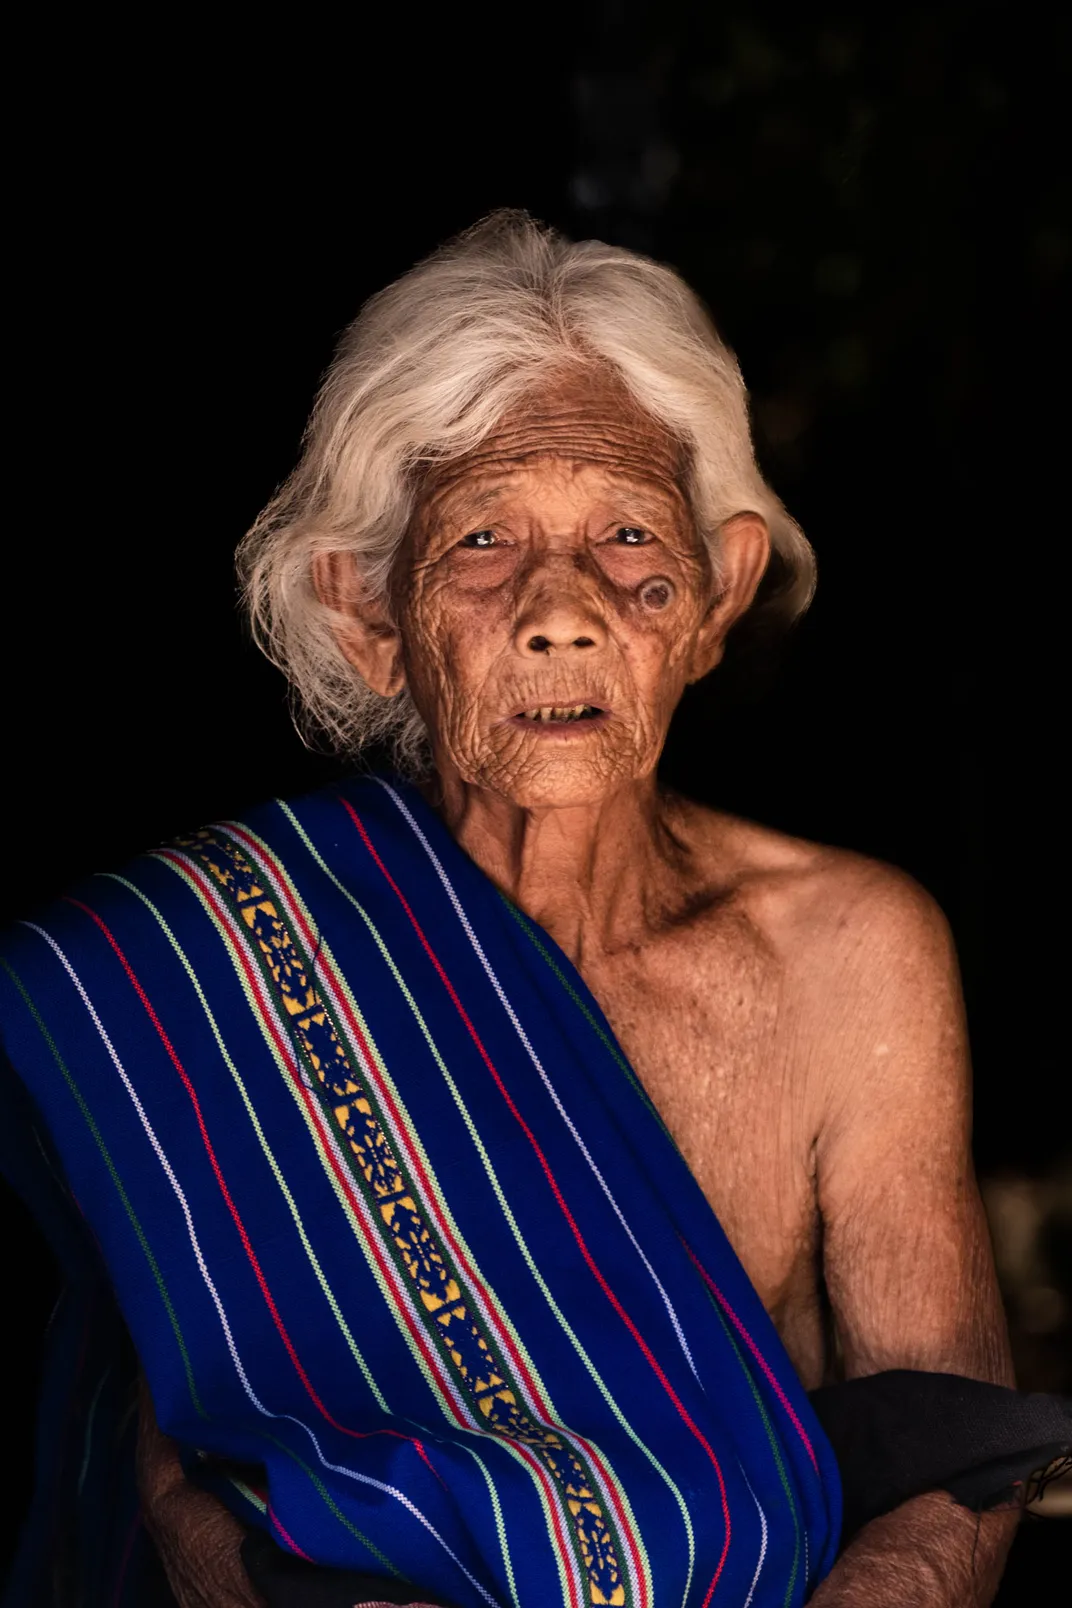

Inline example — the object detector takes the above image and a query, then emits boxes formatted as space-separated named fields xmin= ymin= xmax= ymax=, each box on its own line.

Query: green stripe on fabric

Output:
xmin=106 ymin=872 xmax=392 ymax=1417
xmin=704 ymin=1285 xmax=801 ymax=1608
xmin=124 ymin=863 xmax=519 ymax=1599
xmin=225 ymin=1475 xmax=268 ymax=1514
xmin=282 ymin=802 xmax=674 ymax=1608
xmin=461 ymin=1441 xmax=521 ymax=1608
xmin=1 ymin=957 xmax=206 ymax=1419
xmin=6 ymin=943 xmax=408 ymax=1572
xmin=6 ymin=936 xmax=419 ymax=1577
xmin=265 ymin=809 xmax=583 ymax=1606
xmin=270 ymin=812 xmax=557 ymax=1407
xmin=257 ymin=1430 xmax=402 ymax=1575
xmin=497 ymin=896 xmax=678 ymax=1142
xmin=497 ymin=898 xmax=641 ymax=1087
xmin=155 ymin=850 xmax=450 ymax=1419
xmin=190 ymin=829 xmax=484 ymax=1433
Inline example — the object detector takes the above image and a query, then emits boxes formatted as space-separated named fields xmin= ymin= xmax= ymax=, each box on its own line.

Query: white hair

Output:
xmin=238 ymin=209 xmax=815 ymax=773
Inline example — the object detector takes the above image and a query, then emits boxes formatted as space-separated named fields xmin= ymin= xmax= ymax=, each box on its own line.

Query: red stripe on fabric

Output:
xmin=148 ymin=859 xmax=463 ymax=1431
xmin=232 ymin=819 xmax=634 ymax=1564
xmin=68 ymin=893 xmax=457 ymax=1446
xmin=222 ymin=846 xmax=585 ymax=1606
xmin=227 ymin=828 xmax=544 ymax=1394
xmin=177 ymin=837 xmax=593 ymax=1608
xmin=343 ymin=798 xmax=731 ymax=1603
xmin=110 ymin=1512 xmax=140 ymax=1608
xmin=269 ymin=1506 xmax=315 ymax=1560
xmin=228 ymin=825 xmax=575 ymax=1438
xmin=413 ymin=1438 xmax=448 ymax=1488
xmin=683 ymin=1241 xmax=819 ymax=1472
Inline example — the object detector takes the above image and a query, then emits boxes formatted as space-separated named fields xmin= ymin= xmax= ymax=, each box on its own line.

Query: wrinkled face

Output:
xmin=394 ymin=372 xmax=722 ymax=808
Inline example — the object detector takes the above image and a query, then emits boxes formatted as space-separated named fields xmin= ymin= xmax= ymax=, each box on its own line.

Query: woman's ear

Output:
xmin=312 ymin=552 xmax=405 ymax=697
xmin=687 ymin=513 xmax=771 ymax=681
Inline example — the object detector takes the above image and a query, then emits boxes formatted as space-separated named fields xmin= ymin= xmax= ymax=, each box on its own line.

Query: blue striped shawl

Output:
xmin=0 ymin=775 xmax=841 ymax=1607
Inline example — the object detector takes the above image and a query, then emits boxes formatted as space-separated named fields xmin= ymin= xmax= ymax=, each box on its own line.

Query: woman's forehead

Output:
xmin=421 ymin=460 xmax=689 ymax=530
xmin=422 ymin=368 xmax=687 ymax=501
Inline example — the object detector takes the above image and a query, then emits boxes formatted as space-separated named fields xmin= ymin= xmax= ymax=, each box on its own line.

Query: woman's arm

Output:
xmin=812 ymin=871 xmax=1019 ymax=1603
xmin=136 ymin=1374 xmax=265 ymax=1608
xmin=809 ymin=1495 xmax=1018 ymax=1606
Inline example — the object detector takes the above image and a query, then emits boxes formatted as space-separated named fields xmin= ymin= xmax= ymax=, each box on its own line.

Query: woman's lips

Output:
xmin=503 ymin=703 xmax=611 ymax=735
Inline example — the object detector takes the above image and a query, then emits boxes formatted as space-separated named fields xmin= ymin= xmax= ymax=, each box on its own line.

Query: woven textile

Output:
xmin=0 ymin=775 xmax=841 ymax=1607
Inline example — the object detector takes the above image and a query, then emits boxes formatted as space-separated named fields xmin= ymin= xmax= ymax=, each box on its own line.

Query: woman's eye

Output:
xmin=612 ymin=527 xmax=651 ymax=545
xmin=458 ymin=530 xmax=498 ymax=549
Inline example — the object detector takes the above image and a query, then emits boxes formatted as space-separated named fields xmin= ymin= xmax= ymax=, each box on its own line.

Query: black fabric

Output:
xmin=241 ymin=1529 xmax=460 ymax=1608
xmin=239 ymin=1371 xmax=1071 ymax=1603
xmin=0 ymin=1053 xmax=168 ymax=1608
xmin=808 ymin=1369 xmax=1072 ymax=1545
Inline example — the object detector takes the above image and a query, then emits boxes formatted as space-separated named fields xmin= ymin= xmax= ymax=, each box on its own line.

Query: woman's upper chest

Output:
xmin=577 ymin=910 xmax=824 ymax=1312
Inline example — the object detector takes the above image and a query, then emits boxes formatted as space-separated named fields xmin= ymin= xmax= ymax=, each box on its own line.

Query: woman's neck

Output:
xmin=427 ymin=770 xmax=689 ymax=966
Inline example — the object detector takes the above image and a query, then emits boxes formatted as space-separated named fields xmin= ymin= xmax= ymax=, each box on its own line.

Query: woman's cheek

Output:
xmin=410 ymin=575 xmax=496 ymax=648
xmin=428 ymin=594 xmax=514 ymax=689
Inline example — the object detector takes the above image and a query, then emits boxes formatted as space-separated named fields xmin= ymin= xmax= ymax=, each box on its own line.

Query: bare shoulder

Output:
xmin=670 ymin=792 xmax=959 ymax=1003
xmin=672 ymin=796 xmax=974 ymax=1186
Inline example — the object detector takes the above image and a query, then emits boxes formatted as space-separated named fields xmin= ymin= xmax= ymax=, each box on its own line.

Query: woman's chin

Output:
xmin=474 ymin=748 xmax=645 ymax=811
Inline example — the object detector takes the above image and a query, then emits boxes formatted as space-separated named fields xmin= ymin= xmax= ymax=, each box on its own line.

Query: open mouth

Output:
xmin=507 ymin=702 xmax=609 ymax=730
xmin=516 ymin=703 xmax=603 ymax=723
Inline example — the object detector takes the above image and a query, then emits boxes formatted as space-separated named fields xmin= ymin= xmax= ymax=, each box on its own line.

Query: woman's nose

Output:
xmin=513 ymin=562 xmax=607 ymax=657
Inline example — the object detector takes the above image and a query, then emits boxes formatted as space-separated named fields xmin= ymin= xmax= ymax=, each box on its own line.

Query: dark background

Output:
xmin=4 ymin=4 xmax=1068 ymax=1596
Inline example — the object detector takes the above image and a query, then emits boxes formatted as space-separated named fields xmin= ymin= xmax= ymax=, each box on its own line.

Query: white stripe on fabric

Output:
xmin=200 ymin=827 xmax=586 ymax=1608
xmin=148 ymin=853 xmax=466 ymax=1431
xmin=154 ymin=850 xmax=544 ymax=1606
xmin=377 ymin=780 xmax=701 ymax=1388
xmin=738 ymin=1462 xmax=769 ymax=1608
xmin=220 ymin=828 xmax=535 ymax=1414
xmin=107 ymin=870 xmax=393 ymax=1416
xmin=23 ymin=920 xmax=503 ymax=1608
xmin=281 ymin=802 xmax=681 ymax=1608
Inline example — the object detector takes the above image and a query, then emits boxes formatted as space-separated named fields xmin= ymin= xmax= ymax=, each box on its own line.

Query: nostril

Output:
xmin=524 ymin=633 xmax=597 ymax=653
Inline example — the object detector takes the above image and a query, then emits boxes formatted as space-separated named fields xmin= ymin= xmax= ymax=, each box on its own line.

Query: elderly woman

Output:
xmin=2 ymin=214 xmax=1063 ymax=1608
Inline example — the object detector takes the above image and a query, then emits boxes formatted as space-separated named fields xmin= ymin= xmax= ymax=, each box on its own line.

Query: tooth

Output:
xmin=572 ymin=705 xmax=583 ymax=717
xmin=540 ymin=707 xmax=552 ymax=721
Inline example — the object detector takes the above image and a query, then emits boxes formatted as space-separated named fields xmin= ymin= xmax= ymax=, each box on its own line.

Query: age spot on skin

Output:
xmin=639 ymin=576 xmax=675 ymax=611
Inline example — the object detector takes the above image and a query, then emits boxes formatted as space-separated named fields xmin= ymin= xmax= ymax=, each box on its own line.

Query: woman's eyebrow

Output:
xmin=433 ymin=482 xmax=515 ymax=526
xmin=432 ymin=474 xmax=682 ymax=529
xmin=600 ymin=482 xmax=681 ymax=525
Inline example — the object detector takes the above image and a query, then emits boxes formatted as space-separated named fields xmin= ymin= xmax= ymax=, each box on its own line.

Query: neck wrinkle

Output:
xmin=427 ymin=772 xmax=685 ymax=966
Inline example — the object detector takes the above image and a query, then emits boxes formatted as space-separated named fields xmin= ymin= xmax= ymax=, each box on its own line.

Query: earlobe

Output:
xmin=311 ymin=552 xmax=406 ymax=698
xmin=686 ymin=616 xmax=727 ymax=683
